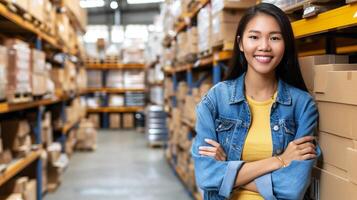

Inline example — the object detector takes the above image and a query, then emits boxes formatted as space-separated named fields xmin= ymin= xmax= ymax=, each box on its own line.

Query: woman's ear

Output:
xmin=238 ymin=36 xmax=243 ymax=52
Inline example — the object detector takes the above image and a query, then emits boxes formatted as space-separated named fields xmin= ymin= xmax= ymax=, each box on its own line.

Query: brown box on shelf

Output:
xmin=122 ymin=49 xmax=145 ymax=64
xmin=50 ymin=68 xmax=64 ymax=91
xmin=47 ymin=142 xmax=61 ymax=164
xmin=298 ymin=55 xmax=348 ymax=92
xmin=28 ymin=0 xmax=45 ymax=22
xmin=311 ymin=167 xmax=357 ymax=200
xmin=197 ymin=5 xmax=212 ymax=53
xmin=32 ymin=74 xmax=47 ymax=96
xmin=0 ymin=150 xmax=12 ymax=165
xmin=75 ymin=119 xmax=97 ymax=150
xmin=23 ymin=179 xmax=36 ymax=200
xmin=87 ymin=70 xmax=102 ymax=88
xmin=41 ymin=150 xmax=48 ymax=193
xmin=55 ymin=13 xmax=70 ymax=44
xmin=211 ymin=0 xmax=257 ymax=14
xmin=347 ymin=147 xmax=357 ymax=185
xmin=44 ymin=0 xmax=56 ymax=36
xmin=110 ymin=114 xmax=121 ymax=129
xmin=123 ymin=113 xmax=134 ymax=129
xmin=1 ymin=120 xmax=31 ymax=148
xmin=88 ymin=114 xmax=100 ymax=128
xmin=318 ymin=131 xmax=356 ymax=171
xmin=47 ymin=164 xmax=62 ymax=189
xmin=314 ymin=65 xmax=357 ymax=104
xmin=317 ymin=101 xmax=357 ymax=140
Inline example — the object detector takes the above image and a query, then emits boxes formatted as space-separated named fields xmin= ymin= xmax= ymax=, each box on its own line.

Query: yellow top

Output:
xmin=231 ymin=93 xmax=276 ymax=200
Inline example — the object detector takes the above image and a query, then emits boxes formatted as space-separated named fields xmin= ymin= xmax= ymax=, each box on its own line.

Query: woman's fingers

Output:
xmin=297 ymin=142 xmax=316 ymax=150
xmin=301 ymin=153 xmax=317 ymax=160
xmin=299 ymin=146 xmax=317 ymax=155
xmin=199 ymin=150 xmax=225 ymax=161
xmin=293 ymin=136 xmax=314 ymax=145
xmin=204 ymin=138 xmax=220 ymax=147
xmin=199 ymin=146 xmax=217 ymax=152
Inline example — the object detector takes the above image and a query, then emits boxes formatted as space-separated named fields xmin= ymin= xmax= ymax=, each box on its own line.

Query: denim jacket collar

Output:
xmin=229 ymin=73 xmax=292 ymax=105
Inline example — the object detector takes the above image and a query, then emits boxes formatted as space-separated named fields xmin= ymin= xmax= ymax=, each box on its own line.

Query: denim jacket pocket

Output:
xmin=215 ymin=117 xmax=236 ymax=151
xmin=281 ymin=119 xmax=296 ymax=147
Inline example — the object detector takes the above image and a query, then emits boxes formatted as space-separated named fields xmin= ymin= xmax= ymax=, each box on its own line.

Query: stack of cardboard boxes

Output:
xmin=87 ymin=70 xmax=102 ymax=88
xmin=1 ymin=120 xmax=32 ymax=158
xmin=110 ymin=114 xmax=121 ymax=129
xmin=0 ymin=177 xmax=37 ymax=200
xmin=298 ymin=55 xmax=357 ymax=199
xmin=106 ymin=71 xmax=123 ymax=88
xmin=5 ymin=39 xmax=32 ymax=102
xmin=46 ymin=142 xmax=64 ymax=191
xmin=75 ymin=119 xmax=97 ymax=150
xmin=30 ymin=49 xmax=47 ymax=96
xmin=197 ymin=5 xmax=212 ymax=54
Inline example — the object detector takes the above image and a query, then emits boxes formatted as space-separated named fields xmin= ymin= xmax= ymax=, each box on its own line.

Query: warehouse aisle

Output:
xmin=44 ymin=129 xmax=192 ymax=200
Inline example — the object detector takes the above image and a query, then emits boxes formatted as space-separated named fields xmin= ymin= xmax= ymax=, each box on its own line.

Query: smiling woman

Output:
xmin=192 ymin=3 xmax=320 ymax=200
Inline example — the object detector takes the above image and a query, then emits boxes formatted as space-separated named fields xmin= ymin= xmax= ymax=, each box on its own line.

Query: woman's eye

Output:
xmin=248 ymin=36 xmax=258 ymax=40
xmin=271 ymin=36 xmax=281 ymax=41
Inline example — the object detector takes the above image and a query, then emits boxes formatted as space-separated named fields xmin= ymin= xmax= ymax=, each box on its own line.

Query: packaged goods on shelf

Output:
xmin=5 ymin=0 xmax=28 ymax=11
xmin=86 ymin=96 xmax=101 ymax=108
xmin=62 ymin=0 xmax=87 ymax=31
xmin=177 ymin=32 xmax=189 ymax=61
xmin=5 ymin=39 xmax=32 ymax=97
xmin=298 ymin=55 xmax=348 ymax=93
xmin=110 ymin=114 xmax=121 ymax=129
xmin=30 ymin=49 xmax=47 ymax=96
xmin=56 ymin=13 xmax=70 ymax=45
xmin=44 ymin=0 xmax=56 ymax=36
xmin=123 ymin=113 xmax=135 ymax=129
xmin=3 ymin=177 xmax=37 ymax=200
xmin=50 ymin=68 xmax=65 ymax=92
xmin=211 ymin=10 xmax=244 ymax=47
xmin=187 ymin=27 xmax=199 ymax=55
xmin=1 ymin=120 xmax=32 ymax=157
xmin=109 ymin=95 xmax=124 ymax=107
xmin=0 ymin=45 xmax=8 ymax=100
xmin=146 ymin=31 xmax=164 ymax=62
xmin=125 ymin=92 xmax=145 ymax=106
xmin=41 ymin=112 xmax=53 ymax=147
xmin=122 ymin=48 xmax=145 ymax=64
xmin=63 ymin=61 xmax=77 ymax=92
xmin=77 ymin=68 xmax=88 ymax=90
xmin=164 ymin=79 xmax=174 ymax=100
xmin=123 ymin=70 xmax=145 ymax=89
xmin=28 ymin=0 xmax=45 ymax=22
xmin=88 ymin=114 xmax=100 ymax=128
xmin=177 ymin=82 xmax=188 ymax=102
xmin=106 ymin=71 xmax=123 ymax=88
xmin=75 ymin=119 xmax=97 ymax=150
xmin=87 ymin=70 xmax=102 ymax=88
xmin=211 ymin=0 xmax=257 ymax=14
xmin=198 ymin=5 xmax=212 ymax=53
xmin=0 ymin=150 xmax=12 ymax=165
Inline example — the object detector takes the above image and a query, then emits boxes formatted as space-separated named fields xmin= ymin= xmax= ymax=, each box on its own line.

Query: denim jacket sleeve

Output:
xmin=192 ymin=95 xmax=245 ymax=198
xmin=255 ymin=95 xmax=320 ymax=200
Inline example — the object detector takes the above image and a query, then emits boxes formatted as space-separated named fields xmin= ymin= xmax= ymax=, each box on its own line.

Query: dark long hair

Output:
xmin=225 ymin=3 xmax=308 ymax=91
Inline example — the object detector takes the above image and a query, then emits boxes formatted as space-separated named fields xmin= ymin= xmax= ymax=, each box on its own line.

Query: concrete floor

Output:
xmin=44 ymin=129 xmax=192 ymax=200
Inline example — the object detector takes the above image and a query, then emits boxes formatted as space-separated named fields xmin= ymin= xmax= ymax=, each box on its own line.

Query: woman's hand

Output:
xmin=198 ymin=139 xmax=227 ymax=161
xmin=279 ymin=136 xmax=317 ymax=167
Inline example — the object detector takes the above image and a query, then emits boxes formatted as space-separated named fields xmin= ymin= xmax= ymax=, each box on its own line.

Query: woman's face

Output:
xmin=239 ymin=13 xmax=285 ymax=76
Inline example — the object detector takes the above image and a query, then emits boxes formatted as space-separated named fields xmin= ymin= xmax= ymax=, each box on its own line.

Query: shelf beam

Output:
xmin=87 ymin=106 xmax=144 ymax=113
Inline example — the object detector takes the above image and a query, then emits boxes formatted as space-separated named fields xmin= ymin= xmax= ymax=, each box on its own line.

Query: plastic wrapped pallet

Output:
xmin=5 ymin=39 xmax=32 ymax=97
xmin=87 ymin=70 xmax=102 ymax=88
xmin=197 ymin=5 xmax=212 ymax=53
xmin=123 ymin=70 xmax=145 ymax=89
xmin=0 ymin=45 xmax=8 ymax=100
xmin=50 ymin=68 xmax=64 ymax=92
xmin=122 ymin=49 xmax=145 ymax=64
xmin=28 ymin=0 xmax=45 ymax=22
xmin=109 ymin=95 xmax=124 ymax=107
xmin=75 ymin=119 xmax=97 ymax=150
xmin=106 ymin=71 xmax=123 ymax=88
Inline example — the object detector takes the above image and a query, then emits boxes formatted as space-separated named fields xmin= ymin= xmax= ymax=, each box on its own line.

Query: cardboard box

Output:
xmin=317 ymin=101 xmax=357 ymax=140
xmin=88 ymin=114 xmax=100 ymax=128
xmin=318 ymin=131 xmax=356 ymax=171
xmin=0 ymin=150 xmax=12 ymax=164
xmin=198 ymin=5 xmax=212 ymax=53
xmin=0 ymin=193 xmax=23 ymax=200
xmin=47 ymin=143 xmax=61 ymax=164
xmin=0 ymin=45 xmax=7 ymax=100
xmin=50 ymin=68 xmax=64 ymax=90
xmin=28 ymin=0 xmax=44 ymax=22
xmin=9 ymin=0 xmax=28 ymax=11
xmin=32 ymin=74 xmax=47 ymax=96
xmin=123 ymin=113 xmax=134 ymax=129
xmin=87 ymin=70 xmax=102 ymax=88
xmin=211 ymin=0 xmax=257 ymax=15
xmin=347 ymin=147 xmax=357 ymax=185
xmin=23 ymin=180 xmax=36 ymax=200
xmin=314 ymin=65 xmax=357 ymax=104
xmin=311 ymin=167 xmax=357 ymax=200
xmin=211 ymin=20 xmax=238 ymax=47
xmin=1 ymin=120 xmax=30 ymax=148
xmin=110 ymin=114 xmax=121 ymax=129
xmin=298 ymin=55 xmax=348 ymax=92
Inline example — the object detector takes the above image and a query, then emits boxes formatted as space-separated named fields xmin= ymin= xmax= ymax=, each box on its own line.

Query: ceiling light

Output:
xmin=80 ymin=0 xmax=105 ymax=8
xmin=110 ymin=1 xmax=119 ymax=9
xmin=127 ymin=0 xmax=164 ymax=4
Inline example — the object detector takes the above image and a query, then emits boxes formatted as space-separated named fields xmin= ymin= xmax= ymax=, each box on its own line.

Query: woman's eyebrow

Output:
xmin=248 ymin=30 xmax=282 ymax=34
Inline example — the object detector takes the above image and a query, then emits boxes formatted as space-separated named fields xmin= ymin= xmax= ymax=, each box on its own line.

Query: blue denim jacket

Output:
xmin=192 ymin=73 xmax=320 ymax=200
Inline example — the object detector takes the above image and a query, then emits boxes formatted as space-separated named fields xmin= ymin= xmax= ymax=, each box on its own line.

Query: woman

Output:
xmin=192 ymin=3 xmax=320 ymax=200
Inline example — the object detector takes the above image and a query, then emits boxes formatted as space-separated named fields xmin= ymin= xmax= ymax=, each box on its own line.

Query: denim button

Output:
xmin=218 ymin=124 xmax=223 ymax=129
xmin=273 ymin=125 xmax=279 ymax=131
